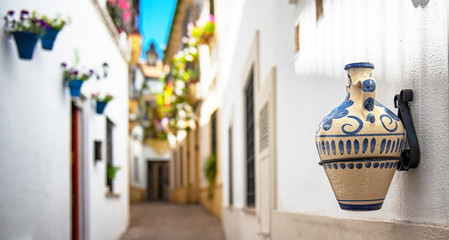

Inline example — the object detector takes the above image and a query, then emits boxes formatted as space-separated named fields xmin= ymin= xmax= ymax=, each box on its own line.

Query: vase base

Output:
xmin=338 ymin=202 xmax=383 ymax=211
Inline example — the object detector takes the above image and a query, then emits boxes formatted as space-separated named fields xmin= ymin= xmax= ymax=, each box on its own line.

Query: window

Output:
xmin=228 ymin=126 xmax=233 ymax=206
xmin=134 ymin=157 xmax=139 ymax=182
xmin=106 ymin=118 xmax=114 ymax=192
xmin=245 ymin=69 xmax=255 ymax=207
xmin=211 ymin=111 xmax=217 ymax=154
xmin=295 ymin=22 xmax=300 ymax=53
xmin=316 ymin=0 xmax=323 ymax=22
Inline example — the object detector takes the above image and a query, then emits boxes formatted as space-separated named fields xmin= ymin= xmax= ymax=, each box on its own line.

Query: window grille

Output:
xmin=245 ymin=70 xmax=255 ymax=207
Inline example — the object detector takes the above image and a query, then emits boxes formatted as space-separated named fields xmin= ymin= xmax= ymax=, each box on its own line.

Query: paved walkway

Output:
xmin=121 ymin=202 xmax=226 ymax=240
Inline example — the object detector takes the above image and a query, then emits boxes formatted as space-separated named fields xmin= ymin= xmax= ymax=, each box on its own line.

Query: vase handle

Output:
xmin=360 ymin=78 xmax=377 ymax=118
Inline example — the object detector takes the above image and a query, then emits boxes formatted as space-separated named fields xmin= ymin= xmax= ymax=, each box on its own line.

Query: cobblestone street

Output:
xmin=121 ymin=202 xmax=226 ymax=240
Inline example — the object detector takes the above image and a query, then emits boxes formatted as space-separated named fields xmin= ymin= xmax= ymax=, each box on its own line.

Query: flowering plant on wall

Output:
xmin=41 ymin=14 xmax=70 ymax=31
xmin=61 ymin=62 xmax=95 ymax=82
xmin=91 ymin=92 xmax=114 ymax=102
xmin=106 ymin=0 xmax=133 ymax=33
xmin=91 ymin=92 xmax=114 ymax=114
xmin=4 ymin=10 xmax=48 ymax=35
xmin=61 ymin=51 xmax=95 ymax=97
xmin=188 ymin=15 xmax=215 ymax=46
xmin=4 ymin=10 xmax=49 ymax=59
xmin=40 ymin=14 xmax=70 ymax=50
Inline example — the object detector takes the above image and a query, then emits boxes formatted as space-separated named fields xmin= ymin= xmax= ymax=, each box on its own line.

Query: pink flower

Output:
xmin=209 ymin=14 xmax=214 ymax=22
xmin=187 ymin=23 xmax=194 ymax=32
xmin=91 ymin=92 xmax=99 ymax=98
xmin=122 ymin=10 xmax=131 ymax=22
xmin=117 ymin=0 xmax=130 ymax=10
xmin=108 ymin=0 xmax=115 ymax=5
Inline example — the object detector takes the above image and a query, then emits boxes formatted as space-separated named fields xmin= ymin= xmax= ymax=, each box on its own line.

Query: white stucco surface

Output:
xmin=217 ymin=0 xmax=449 ymax=236
xmin=130 ymin=137 xmax=144 ymax=188
xmin=0 ymin=0 xmax=129 ymax=239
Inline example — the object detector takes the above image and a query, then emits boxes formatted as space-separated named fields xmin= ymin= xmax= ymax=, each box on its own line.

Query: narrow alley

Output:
xmin=121 ymin=203 xmax=225 ymax=240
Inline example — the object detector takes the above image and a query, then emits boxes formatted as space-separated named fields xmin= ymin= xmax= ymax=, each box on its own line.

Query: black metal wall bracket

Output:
xmin=394 ymin=89 xmax=420 ymax=171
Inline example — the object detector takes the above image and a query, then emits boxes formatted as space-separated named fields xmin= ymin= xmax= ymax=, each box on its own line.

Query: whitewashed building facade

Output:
xmin=214 ymin=0 xmax=449 ymax=239
xmin=0 ymin=0 xmax=130 ymax=239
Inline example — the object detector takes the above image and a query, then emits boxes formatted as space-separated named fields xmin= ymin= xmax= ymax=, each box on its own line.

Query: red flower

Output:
xmin=117 ymin=0 xmax=130 ymax=10
xmin=123 ymin=11 xmax=131 ymax=22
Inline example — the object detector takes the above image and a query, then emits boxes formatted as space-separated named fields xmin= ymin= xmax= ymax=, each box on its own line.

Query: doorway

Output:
xmin=71 ymin=104 xmax=83 ymax=240
xmin=147 ymin=161 xmax=169 ymax=201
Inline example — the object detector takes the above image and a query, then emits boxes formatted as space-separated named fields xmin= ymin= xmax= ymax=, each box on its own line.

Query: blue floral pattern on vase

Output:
xmin=320 ymin=99 xmax=353 ymax=131
xmin=375 ymin=101 xmax=400 ymax=132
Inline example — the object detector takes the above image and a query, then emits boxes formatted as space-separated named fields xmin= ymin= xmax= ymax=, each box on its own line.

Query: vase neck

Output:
xmin=345 ymin=67 xmax=376 ymax=116
xmin=346 ymin=68 xmax=373 ymax=87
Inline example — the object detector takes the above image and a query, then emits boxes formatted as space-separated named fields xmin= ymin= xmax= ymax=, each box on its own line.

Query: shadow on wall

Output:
xmin=411 ymin=0 xmax=429 ymax=8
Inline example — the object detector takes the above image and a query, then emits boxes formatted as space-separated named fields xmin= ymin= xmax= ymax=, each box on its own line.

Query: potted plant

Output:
xmin=4 ymin=10 xmax=49 ymax=60
xmin=106 ymin=0 xmax=132 ymax=33
xmin=107 ymin=163 xmax=121 ymax=192
xmin=40 ymin=14 xmax=70 ymax=50
xmin=203 ymin=153 xmax=217 ymax=199
xmin=189 ymin=15 xmax=215 ymax=46
xmin=91 ymin=92 xmax=114 ymax=114
xmin=61 ymin=62 xmax=95 ymax=97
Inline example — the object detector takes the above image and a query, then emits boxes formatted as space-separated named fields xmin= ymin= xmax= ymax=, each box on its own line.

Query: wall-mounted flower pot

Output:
xmin=41 ymin=28 xmax=59 ymax=50
xmin=68 ymin=79 xmax=84 ymax=97
xmin=11 ymin=31 xmax=38 ymax=60
xmin=315 ymin=62 xmax=406 ymax=211
xmin=96 ymin=101 xmax=108 ymax=114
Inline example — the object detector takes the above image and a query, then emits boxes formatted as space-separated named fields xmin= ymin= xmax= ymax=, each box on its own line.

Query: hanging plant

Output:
xmin=91 ymin=92 xmax=114 ymax=114
xmin=40 ymin=14 xmax=70 ymax=50
xmin=61 ymin=54 xmax=95 ymax=97
xmin=4 ymin=10 xmax=49 ymax=59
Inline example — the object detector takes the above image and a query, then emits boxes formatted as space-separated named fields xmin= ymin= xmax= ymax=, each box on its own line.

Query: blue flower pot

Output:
xmin=68 ymin=79 xmax=84 ymax=97
xmin=96 ymin=101 xmax=108 ymax=114
xmin=11 ymin=31 xmax=39 ymax=60
xmin=41 ymin=28 xmax=60 ymax=50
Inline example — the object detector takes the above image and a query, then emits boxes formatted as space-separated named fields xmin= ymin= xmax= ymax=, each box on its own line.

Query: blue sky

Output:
xmin=139 ymin=0 xmax=178 ymax=60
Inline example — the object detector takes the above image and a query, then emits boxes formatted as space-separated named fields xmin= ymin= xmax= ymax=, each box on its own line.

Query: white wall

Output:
xmin=217 ymin=0 xmax=449 ymax=234
xmin=130 ymin=137 xmax=144 ymax=188
xmin=0 ymin=0 xmax=129 ymax=239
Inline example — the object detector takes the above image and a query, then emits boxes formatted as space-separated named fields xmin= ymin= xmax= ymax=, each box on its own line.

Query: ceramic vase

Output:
xmin=96 ymin=101 xmax=108 ymax=114
xmin=41 ymin=28 xmax=60 ymax=50
xmin=315 ymin=62 xmax=405 ymax=211
xmin=11 ymin=31 xmax=39 ymax=60
xmin=68 ymin=79 xmax=84 ymax=97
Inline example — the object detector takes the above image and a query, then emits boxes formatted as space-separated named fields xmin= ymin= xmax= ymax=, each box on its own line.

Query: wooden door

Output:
xmin=71 ymin=105 xmax=81 ymax=240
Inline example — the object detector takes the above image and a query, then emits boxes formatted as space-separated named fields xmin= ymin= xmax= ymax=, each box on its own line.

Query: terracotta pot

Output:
xmin=315 ymin=62 xmax=406 ymax=211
